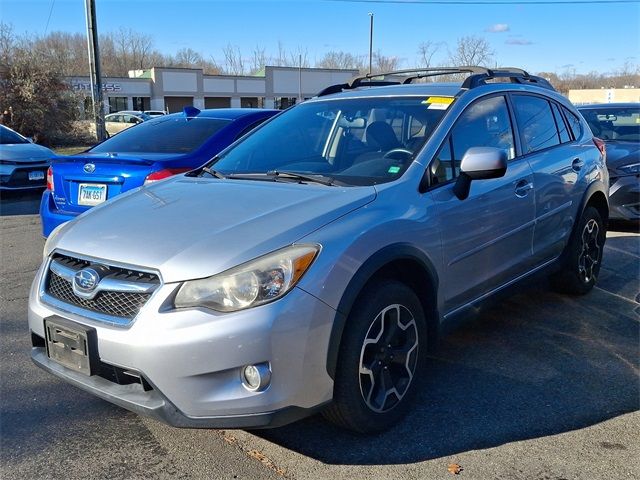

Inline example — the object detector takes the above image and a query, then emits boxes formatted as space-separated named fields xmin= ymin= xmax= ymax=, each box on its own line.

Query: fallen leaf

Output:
xmin=448 ymin=463 xmax=463 ymax=475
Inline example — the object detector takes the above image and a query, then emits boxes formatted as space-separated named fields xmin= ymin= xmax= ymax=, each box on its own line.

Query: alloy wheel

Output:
xmin=358 ymin=304 xmax=419 ymax=413
xmin=578 ymin=218 xmax=601 ymax=283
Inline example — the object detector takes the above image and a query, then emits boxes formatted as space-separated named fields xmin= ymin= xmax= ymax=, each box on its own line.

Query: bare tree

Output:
xmin=448 ymin=36 xmax=494 ymax=67
xmin=275 ymin=40 xmax=287 ymax=67
xmin=316 ymin=50 xmax=365 ymax=70
xmin=373 ymin=50 xmax=401 ymax=74
xmin=417 ymin=41 xmax=443 ymax=68
xmin=222 ymin=43 xmax=245 ymax=75
xmin=0 ymin=22 xmax=16 ymax=66
xmin=1 ymin=39 xmax=80 ymax=144
xmin=288 ymin=45 xmax=310 ymax=68
xmin=250 ymin=45 xmax=267 ymax=74
xmin=174 ymin=47 xmax=203 ymax=66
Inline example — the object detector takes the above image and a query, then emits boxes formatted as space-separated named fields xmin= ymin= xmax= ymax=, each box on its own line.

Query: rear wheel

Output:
xmin=323 ymin=280 xmax=427 ymax=433
xmin=550 ymin=206 xmax=606 ymax=295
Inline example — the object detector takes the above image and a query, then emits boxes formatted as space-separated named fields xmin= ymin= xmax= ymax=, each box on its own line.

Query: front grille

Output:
xmin=44 ymin=253 xmax=160 ymax=321
xmin=48 ymin=272 xmax=152 ymax=319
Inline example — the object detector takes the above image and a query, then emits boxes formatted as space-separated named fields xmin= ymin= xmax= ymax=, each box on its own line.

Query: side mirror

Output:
xmin=453 ymin=147 xmax=508 ymax=200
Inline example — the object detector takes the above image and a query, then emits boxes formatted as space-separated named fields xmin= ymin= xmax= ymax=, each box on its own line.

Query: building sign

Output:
xmin=72 ymin=82 xmax=122 ymax=93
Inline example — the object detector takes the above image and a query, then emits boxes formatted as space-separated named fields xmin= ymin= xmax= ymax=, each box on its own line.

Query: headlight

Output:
xmin=618 ymin=162 xmax=640 ymax=175
xmin=174 ymin=244 xmax=320 ymax=312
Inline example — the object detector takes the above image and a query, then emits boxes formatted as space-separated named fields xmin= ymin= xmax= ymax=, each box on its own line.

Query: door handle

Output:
xmin=514 ymin=179 xmax=534 ymax=198
xmin=572 ymin=158 xmax=584 ymax=171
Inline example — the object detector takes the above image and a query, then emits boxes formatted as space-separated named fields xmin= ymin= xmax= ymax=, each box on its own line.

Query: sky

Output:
xmin=1 ymin=0 xmax=639 ymax=75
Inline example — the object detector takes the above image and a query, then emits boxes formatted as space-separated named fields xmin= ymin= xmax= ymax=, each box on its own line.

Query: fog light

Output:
xmin=241 ymin=363 xmax=271 ymax=392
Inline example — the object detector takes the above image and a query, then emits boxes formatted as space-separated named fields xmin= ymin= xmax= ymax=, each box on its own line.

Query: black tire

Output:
xmin=550 ymin=206 xmax=606 ymax=295
xmin=322 ymin=280 xmax=427 ymax=434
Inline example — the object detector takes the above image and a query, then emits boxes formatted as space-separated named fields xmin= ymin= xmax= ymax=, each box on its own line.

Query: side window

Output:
xmin=429 ymin=95 xmax=514 ymax=186
xmin=513 ymin=95 xmax=560 ymax=154
xmin=432 ymin=138 xmax=453 ymax=184
xmin=451 ymin=96 xmax=515 ymax=166
xmin=551 ymin=103 xmax=571 ymax=144
xmin=563 ymin=107 xmax=583 ymax=140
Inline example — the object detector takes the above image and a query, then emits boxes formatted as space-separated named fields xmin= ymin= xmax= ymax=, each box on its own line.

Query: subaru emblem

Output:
xmin=74 ymin=268 xmax=100 ymax=292
xmin=83 ymin=163 xmax=96 ymax=173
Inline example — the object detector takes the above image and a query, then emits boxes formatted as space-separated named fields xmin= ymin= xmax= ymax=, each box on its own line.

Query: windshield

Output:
xmin=91 ymin=116 xmax=231 ymax=154
xmin=579 ymin=106 xmax=640 ymax=142
xmin=0 ymin=125 xmax=29 ymax=145
xmin=209 ymin=97 xmax=449 ymax=186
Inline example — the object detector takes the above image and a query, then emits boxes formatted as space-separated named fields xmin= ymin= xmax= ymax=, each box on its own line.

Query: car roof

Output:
xmin=308 ymin=82 xmax=464 ymax=101
xmin=166 ymin=108 xmax=279 ymax=120
xmin=577 ymin=102 xmax=640 ymax=109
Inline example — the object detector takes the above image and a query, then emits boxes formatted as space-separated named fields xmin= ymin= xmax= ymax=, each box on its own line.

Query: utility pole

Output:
xmin=84 ymin=0 xmax=106 ymax=141
xmin=368 ymin=12 xmax=374 ymax=75
xmin=298 ymin=54 xmax=302 ymax=102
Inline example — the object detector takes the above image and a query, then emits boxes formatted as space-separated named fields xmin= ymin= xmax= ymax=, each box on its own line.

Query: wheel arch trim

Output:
xmin=326 ymin=243 xmax=440 ymax=379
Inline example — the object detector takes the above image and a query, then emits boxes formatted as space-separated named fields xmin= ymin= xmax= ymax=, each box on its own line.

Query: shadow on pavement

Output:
xmin=0 ymin=190 xmax=44 ymax=216
xmin=254 ymin=281 xmax=639 ymax=465
xmin=609 ymin=219 xmax=640 ymax=234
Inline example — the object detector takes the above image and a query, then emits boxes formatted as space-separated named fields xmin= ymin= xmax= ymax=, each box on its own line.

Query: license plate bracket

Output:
xmin=44 ymin=317 xmax=98 ymax=376
xmin=78 ymin=183 xmax=107 ymax=206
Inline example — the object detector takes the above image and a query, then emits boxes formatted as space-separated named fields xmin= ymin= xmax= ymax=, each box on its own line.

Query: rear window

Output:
xmin=578 ymin=106 xmax=640 ymax=142
xmin=91 ymin=117 xmax=231 ymax=154
xmin=0 ymin=126 xmax=29 ymax=144
xmin=512 ymin=95 xmax=560 ymax=154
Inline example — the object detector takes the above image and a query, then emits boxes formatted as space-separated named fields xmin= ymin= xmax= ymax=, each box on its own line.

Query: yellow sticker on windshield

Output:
xmin=424 ymin=96 xmax=454 ymax=104
xmin=422 ymin=96 xmax=454 ymax=110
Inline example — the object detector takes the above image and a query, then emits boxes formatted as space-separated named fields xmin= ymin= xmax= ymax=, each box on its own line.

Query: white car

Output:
xmin=104 ymin=113 xmax=148 ymax=137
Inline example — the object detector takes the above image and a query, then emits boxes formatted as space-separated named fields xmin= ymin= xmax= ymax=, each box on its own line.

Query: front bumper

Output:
xmin=31 ymin=347 xmax=326 ymax=428
xmin=28 ymin=262 xmax=337 ymax=428
xmin=609 ymin=174 xmax=640 ymax=220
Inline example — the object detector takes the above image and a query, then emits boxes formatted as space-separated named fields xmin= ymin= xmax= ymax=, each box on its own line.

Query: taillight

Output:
xmin=144 ymin=168 xmax=190 ymax=185
xmin=593 ymin=137 xmax=606 ymax=161
xmin=46 ymin=166 xmax=54 ymax=191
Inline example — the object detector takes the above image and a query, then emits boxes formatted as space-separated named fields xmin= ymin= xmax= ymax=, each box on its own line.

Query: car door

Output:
xmin=510 ymin=95 xmax=583 ymax=264
xmin=428 ymin=94 xmax=536 ymax=314
xmin=104 ymin=114 xmax=121 ymax=136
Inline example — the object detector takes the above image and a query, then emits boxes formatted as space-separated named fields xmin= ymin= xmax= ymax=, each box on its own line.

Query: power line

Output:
xmin=44 ymin=0 xmax=56 ymax=34
xmin=325 ymin=0 xmax=638 ymax=4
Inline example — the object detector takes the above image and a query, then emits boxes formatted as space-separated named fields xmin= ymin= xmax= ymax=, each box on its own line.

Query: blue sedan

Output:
xmin=40 ymin=107 xmax=279 ymax=236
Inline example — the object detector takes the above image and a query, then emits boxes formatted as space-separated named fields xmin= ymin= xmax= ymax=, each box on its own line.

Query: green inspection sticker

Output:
xmin=388 ymin=166 xmax=401 ymax=174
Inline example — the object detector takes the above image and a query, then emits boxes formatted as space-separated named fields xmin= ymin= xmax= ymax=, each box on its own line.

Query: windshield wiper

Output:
xmin=201 ymin=166 xmax=226 ymax=179
xmin=265 ymin=170 xmax=335 ymax=186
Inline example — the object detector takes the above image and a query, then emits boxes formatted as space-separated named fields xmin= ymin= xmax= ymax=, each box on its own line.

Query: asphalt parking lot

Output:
xmin=1 ymin=191 xmax=638 ymax=480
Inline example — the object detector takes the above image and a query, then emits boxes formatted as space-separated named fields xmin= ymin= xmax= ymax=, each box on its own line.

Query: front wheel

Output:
xmin=323 ymin=280 xmax=427 ymax=433
xmin=550 ymin=206 xmax=606 ymax=295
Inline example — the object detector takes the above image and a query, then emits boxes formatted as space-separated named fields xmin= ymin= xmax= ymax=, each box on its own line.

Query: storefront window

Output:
xmin=108 ymin=97 xmax=127 ymax=113
xmin=275 ymin=97 xmax=297 ymax=110
xmin=132 ymin=97 xmax=150 ymax=111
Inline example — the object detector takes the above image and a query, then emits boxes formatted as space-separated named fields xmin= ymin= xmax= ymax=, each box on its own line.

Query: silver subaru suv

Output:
xmin=29 ymin=67 xmax=609 ymax=433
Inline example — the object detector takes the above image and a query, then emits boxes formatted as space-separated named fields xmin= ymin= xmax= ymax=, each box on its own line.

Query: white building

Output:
xmin=70 ymin=65 xmax=360 ymax=114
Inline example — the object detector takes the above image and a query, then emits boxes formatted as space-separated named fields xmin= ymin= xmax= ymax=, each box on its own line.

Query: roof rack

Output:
xmin=316 ymin=66 xmax=555 ymax=97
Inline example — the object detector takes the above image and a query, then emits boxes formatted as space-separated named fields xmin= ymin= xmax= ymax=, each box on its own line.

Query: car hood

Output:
xmin=46 ymin=176 xmax=377 ymax=283
xmin=0 ymin=142 xmax=55 ymax=162
xmin=605 ymin=141 xmax=640 ymax=170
